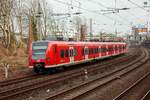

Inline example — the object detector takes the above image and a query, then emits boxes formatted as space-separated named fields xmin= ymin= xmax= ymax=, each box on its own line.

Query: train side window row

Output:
xmin=60 ymin=49 xmax=78 ymax=58
xmin=83 ymin=47 xmax=106 ymax=55
xmin=88 ymin=48 xmax=99 ymax=54
xmin=115 ymin=45 xmax=126 ymax=50
xmin=60 ymin=45 xmax=126 ymax=58
xmin=60 ymin=50 xmax=65 ymax=58
xmin=82 ymin=46 xmax=126 ymax=55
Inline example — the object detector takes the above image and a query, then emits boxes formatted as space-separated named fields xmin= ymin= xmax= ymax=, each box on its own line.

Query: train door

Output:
xmin=116 ymin=45 xmax=119 ymax=54
xmin=113 ymin=44 xmax=115 ymax=55
xmin=69 ymin=46 xmax=74 ymax=63
xmin=99 ymin=45 xmax=101 ymax=58
xmin=84 ymin=46 xmax=88 ymax=60
xmin=124 ymin=44 xmax=126 ymax=53
xmin=119 ymin=45 xmax=121 ymax=53
xmin=121 ymin=45 xmax=122 ymax=53
xmin=101 ymin=45 xmax=105 ymax=56
xmin=106 ymin=45 xmax=109 ymax=56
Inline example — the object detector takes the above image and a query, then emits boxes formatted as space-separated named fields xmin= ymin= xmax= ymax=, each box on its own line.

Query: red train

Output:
xmin=28 ymin=41 xmax=127 ymax=73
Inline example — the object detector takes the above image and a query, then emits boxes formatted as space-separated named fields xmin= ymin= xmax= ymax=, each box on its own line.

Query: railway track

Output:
xmin=112 ymin=48 xmax=150 ymax=100
xmin=0 ymin=74 xmax=43 ymax=87
xmin=141 ymin=90 xmax=150 ymax=100
xmin=0 ymin=54 xmax=128 ymax=87
xmin=0 ymin=54 xmax=131 ymax=89
xmin=44 ymin=48 xmax=149 ymax=100
xmin=0 ymin=48 xmax=141 ymax=100
xmin=0 ymin=48 xmax=136 ymax=87
xmin=113 ymin=72 xmax=150 ymax=100
xmin=0 ymin=48 xmax=136 ymax=88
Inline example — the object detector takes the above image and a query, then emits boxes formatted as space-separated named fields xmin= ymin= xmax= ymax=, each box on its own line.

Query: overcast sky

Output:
xmin=47 ymin=0 xmax=150 ymax=35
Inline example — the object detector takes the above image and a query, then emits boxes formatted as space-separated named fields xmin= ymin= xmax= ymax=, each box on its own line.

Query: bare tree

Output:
xmin=13 ymin=0 xmax=25 ymax=47
xmin=72 ymin=16 xmax=82 ymax=41
xmin=0 ymin=0 xmax=14 ymax=49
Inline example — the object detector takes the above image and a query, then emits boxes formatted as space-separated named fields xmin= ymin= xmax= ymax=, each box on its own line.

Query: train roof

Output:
xmin=32 ymin=40 xmax=126 ymax=45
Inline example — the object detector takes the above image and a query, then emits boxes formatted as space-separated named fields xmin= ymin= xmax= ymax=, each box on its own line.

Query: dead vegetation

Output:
xmin=0 ymin=0 xmax=85 ymax=79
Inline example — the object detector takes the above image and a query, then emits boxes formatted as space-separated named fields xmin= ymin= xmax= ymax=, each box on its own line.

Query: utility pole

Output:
xmin=90 ymin=18 xmax=92 ymax=41
xmin=36 ymin=2 xmax=42 ymax=40
xmin=144 ymin=0 xmax=150 ymax=40
xmin=114 ymin=0 xmax=117 ymax=42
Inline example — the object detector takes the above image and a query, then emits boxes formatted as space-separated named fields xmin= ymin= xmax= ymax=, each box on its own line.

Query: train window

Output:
xmin=108 ymin=48 xmax=110 ymax=52
xmin=93 ymin=48 xmax=95 ymax=54
xmin=74 ymin=49 xmax=78 ymax=56
xmin=60 ymin=50 xmax=64 ymax=58
xmin=109 ymin=47 xmax=113 ymax=51
xmin=101 ymin=48 xmax=104 ymax=52
xmin=85 ymin=48 xmax=89 ymax=55
xmin=101 ymin=48 xmax=103 ymax=52
xmin=115 ymin=46 xmax=118 ymax=50
xmin=72 ymin=49 xmax=74 ymax=56
xmin=102 ymin=48 xmax=105 ymax=52
xmin=106 ymin=48 xmax=108 ymax=52
xmin=99 ymin=48 xmax=101 ymax=53
xmin=104 ymin=48 xmax=106 ymax=52
xmin=103 ymin=48 xmax=105 ymax=52
xmin=97 ymin=48 xmax=99 ymax=53
xmin=95 ymin=48 xmax=96 ymax=53
xmin=92 ymin=48 xmax=94 ymax=54
xmin=70 ymin=50 xmax=71 ymax=56
xmin=96 ymin=48 xmax=98 ymax=53
xmin=65 ymin=50 xmax=69 ymax=57
xmin=109 ymin=48 xmax=111 ymax=51
xmin=32 ymin=42 xmax=48 ymax=50
xmin=107 ymin=48 xmax=109 ymax=52
xmin=69 ymin=49 xmax=73 ymax=57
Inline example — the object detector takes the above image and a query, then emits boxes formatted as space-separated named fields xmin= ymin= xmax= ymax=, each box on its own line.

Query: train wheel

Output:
xmin=34 ymin=63 xmax=45 ymax=74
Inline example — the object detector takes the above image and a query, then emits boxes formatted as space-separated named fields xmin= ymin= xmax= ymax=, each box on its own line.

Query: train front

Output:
xmin=28 ymin=41 xmax=49 ymax=73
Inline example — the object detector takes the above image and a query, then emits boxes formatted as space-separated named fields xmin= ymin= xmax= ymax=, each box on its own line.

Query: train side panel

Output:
xmin=73 ymin=44 xmax=83 ymax=62
xmin=28 ymin=41 xmax=128 ymax=73
xmin=55 ymin=44 xmax=70 ymax=65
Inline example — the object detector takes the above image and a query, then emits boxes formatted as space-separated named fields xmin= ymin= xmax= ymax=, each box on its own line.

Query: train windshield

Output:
xmin=32 ymin=42 xmax=48 ymax=59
